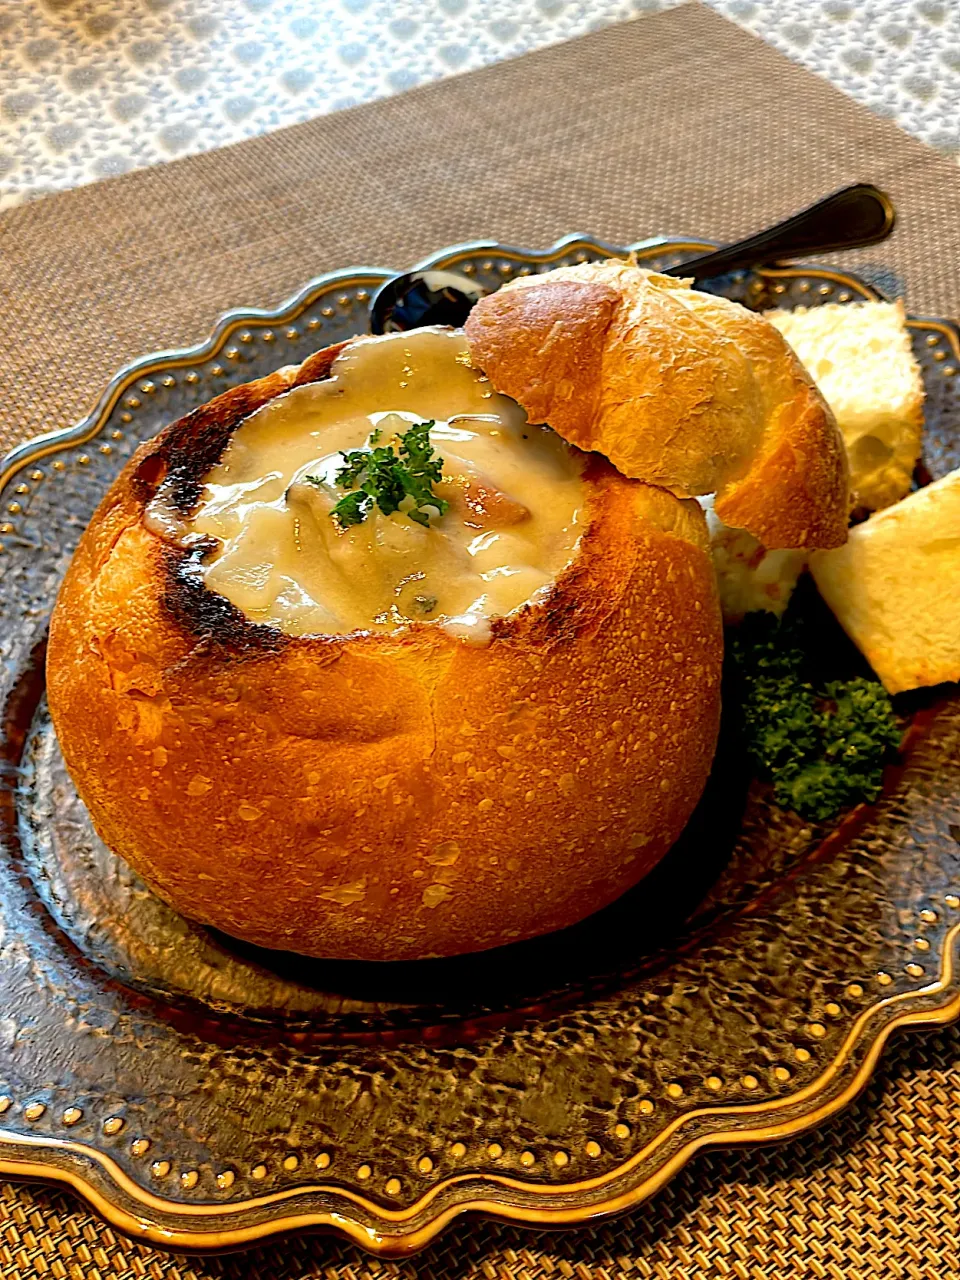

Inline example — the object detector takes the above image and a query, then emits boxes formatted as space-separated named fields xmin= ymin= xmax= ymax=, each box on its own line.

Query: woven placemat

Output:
xmin=2 ymin=3 xmax=960 ymax=1274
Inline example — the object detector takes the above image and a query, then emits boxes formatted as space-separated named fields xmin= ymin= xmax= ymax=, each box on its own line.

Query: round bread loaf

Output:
xmin=46 ymin=340 xmax=723 ymax=962
xmin=464 ymin=260 xmax=849 ymax=549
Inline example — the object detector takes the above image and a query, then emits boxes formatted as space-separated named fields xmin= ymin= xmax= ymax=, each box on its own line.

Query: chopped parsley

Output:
xmin=308 ymin=420 xmax=449 ymax=530
xmin=729 ymin=611 xmax=902 ymax=821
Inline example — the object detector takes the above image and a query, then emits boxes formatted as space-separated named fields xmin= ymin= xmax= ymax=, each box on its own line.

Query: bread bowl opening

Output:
xmin=145 ymin=328 xmax=587 ymax=644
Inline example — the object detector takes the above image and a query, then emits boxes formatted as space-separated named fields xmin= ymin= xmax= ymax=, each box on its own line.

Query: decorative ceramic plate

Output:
xmin=1 ymin=236 xmax=959 ymax=1256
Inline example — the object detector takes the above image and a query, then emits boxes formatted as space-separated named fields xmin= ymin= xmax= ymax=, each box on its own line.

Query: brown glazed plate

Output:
xmin=0 ymin=236 xmax=959 ymax=1256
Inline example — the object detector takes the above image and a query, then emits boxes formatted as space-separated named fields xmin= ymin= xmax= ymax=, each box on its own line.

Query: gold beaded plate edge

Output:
xmin=0 ymin=236 xmax=958 ymax=1257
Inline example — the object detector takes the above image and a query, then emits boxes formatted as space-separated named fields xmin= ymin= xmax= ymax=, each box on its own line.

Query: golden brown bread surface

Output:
xmin=465 ymin=260 xmax=849 ymax=550
xmin=47 ymin=342 xmax=723 ymax=962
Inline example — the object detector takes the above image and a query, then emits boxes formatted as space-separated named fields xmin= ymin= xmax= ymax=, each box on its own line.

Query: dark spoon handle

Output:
xmin=666 ymin=183 xmax=895 ymax=282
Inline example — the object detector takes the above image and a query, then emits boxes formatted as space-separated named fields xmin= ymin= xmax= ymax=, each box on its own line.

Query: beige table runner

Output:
xmin=1 ymin=4 xmax=959 ymax=1275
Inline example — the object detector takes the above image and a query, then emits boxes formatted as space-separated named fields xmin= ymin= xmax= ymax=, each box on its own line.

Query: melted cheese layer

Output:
xmin=154 ymin=328 xmax=586 ymax=640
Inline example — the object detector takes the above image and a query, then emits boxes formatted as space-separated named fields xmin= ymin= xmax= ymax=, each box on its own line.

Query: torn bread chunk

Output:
xmin=698 ymin=496 xmax=806 ymax=624
xmin=766 ymin=300 xmax=924 ymax=512
xmin=810 ymin=468 xmax=960 ymax=693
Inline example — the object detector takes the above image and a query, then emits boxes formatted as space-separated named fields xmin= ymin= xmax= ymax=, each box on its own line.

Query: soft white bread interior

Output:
xmin=766 ymin=300 xmax=924 ymax=512
xmin=464 ymin=259 xmax=849 ymax=550
xmin=810 ymin=467 xmax=960 ymax=693
xmin=698 ymin=495 xmax=806 ymax=623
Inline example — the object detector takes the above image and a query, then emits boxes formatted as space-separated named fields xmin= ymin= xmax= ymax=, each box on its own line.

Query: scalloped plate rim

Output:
xmin=0 ymin=924 xmax=956 ymax=1256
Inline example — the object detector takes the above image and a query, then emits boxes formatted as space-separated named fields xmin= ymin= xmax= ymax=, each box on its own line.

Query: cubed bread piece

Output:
xmin=766 ymin=301 xmax=924 ymax=512
xmin=810 ymin=468 xmax=960 ymax=693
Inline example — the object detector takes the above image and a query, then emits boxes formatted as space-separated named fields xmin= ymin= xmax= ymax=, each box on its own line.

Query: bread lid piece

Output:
xmin=464 ymin=260 xmax=849 ymax=549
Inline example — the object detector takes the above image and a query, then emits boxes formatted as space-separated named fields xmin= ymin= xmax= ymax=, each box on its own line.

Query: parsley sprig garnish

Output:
xmin=308 ymin=420 xmax=450 ymax=530
xmin=729 ymin=611 xmax=902 ymax=821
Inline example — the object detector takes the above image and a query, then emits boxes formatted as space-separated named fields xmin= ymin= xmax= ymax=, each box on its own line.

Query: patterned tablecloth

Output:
xmin=1 ymin=0 xmax=959 ymax=210
xmin=2 ymin=3 xmax=960 ymax=1278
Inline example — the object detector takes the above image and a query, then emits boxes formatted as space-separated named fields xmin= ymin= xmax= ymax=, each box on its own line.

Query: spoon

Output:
xmin=368 ymin=183 xmax=895 ymax=334
xmin=369 ymin=268 xmax=488 ymax=335
xmin=665 ymin=183 xmax=895 ymax=282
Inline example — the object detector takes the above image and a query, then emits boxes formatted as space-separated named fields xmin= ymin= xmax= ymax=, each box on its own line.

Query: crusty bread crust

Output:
xmin=46 ymin=341 xmax=723 ymax=962
xmin=465 ymin=261 xmax=849 ymax=550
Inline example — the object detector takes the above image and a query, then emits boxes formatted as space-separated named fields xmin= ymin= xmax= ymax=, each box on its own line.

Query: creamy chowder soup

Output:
xmin=147 ymin=327 xmax=586 ymax=643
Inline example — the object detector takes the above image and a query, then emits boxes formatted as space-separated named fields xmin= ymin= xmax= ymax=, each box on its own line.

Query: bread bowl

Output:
xmin=47 ymin=263 xmax=847 ymax=962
